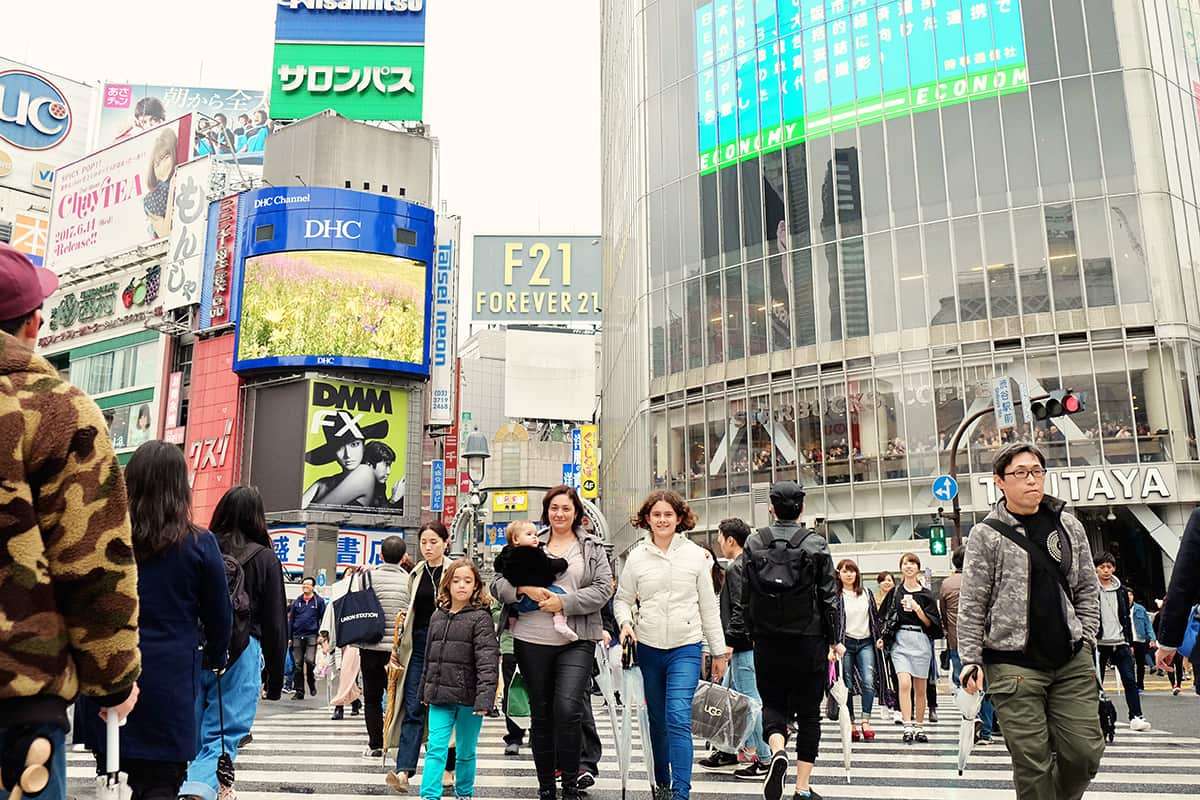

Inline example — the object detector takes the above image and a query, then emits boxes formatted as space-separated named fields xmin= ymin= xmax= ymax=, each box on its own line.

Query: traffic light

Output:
xmin=1031 ymin=389 xmax=1085 ymax=420
xmin=928 ymin=524 xmax=947 ymax=556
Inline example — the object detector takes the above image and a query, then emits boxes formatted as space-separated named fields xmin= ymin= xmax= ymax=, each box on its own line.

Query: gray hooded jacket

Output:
xmin=957 ymin=495 xmax=1101 ymax=667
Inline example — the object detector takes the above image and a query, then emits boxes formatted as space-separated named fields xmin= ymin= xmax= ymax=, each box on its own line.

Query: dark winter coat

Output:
xmin=719 ymin=551 xmax=752 ymax=652
xmin=494 ymin=543 xmax=568 ymax=588
xmin=1159 ymin=507 xmax=1200 ymax=649
xmin=219 ymin=532 xmax=287 ymax=700
xmin=420 ymin=604 xmax=500 ymax=712
xmin=77 ymin=529 xmax=231 ymax=761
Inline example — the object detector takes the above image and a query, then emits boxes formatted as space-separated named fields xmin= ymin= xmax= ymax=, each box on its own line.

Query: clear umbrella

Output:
xmin=826 ymin=660 xmax=852 ymax=784
xmin=955 ymin=666 xmax=984 ymax=776
xmin=594 ymin=643 xmax=624 ymax=772
xmin=621 ymin=641 xmax=655 ymax=799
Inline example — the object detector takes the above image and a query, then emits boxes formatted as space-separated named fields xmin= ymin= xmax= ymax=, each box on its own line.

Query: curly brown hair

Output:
xmin=631 ymin=489 xmax=697 ymax=532
xmin=436 ymin=558 xmax=493 ymax=609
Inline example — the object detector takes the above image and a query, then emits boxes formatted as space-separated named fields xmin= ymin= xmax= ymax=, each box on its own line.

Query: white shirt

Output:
xmin=842 ymin=588 xmax=871 ymax=640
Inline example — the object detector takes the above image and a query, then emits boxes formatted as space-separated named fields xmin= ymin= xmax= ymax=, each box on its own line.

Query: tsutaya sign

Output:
xmin=975 ymin=465 xmax=1174 ymax=506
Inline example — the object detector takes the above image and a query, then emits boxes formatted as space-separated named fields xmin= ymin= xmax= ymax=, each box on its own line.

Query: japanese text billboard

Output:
xmin=163 ymin=157 xmax=221 ymax=311
xmin=47 ymin=115 xmax=194 ymax=273
xmin=696 ymin=0 xmax=1029 ymax=172
xmin=472 ymin=236 xmax=602 ymax=323
xmin=270 ymin=42 xmax=424 ymax=121
xmin=302 ymin=379 xmax=409 ymax=514
xmin=97 ymin=83 xmax=271 ymax=159
xmin=38 ymin=262 xmax=164 ymax=351
xmin=269 ymin=526 xmax=407 ymax=574
xmin=429 ymin=216 xmax=459 ymax=425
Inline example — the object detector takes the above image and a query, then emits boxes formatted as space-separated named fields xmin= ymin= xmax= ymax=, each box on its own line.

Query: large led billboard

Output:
xmin=696 ymin=0 xmax=1030 ymax=173
xmin=230 ymin=186 xmax=435 ymax=375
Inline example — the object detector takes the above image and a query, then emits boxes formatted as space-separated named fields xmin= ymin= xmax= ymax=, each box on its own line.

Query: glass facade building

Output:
xmin=600 ymin=0 xmax=1200 ymax=589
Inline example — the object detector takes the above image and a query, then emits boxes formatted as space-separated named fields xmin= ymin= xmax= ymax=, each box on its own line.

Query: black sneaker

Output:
xmin=734 ymin=761 xmax=770 ymax=780
xmin=928 ymin=710 xmax=939 ymax=723
xmin=576 ymin=772 xmax=595 ymax=792
xmin=292 ymin=691 xmax=304 ymax=700
xmin=237 ymin=734 xmax=253 ymax=749
xmin=902 ymin=728 xmax=914 ymax=744
xmin=699 ymin=751 xmax=739 ymax=771
xmin=763 ymin=750 xmax=788 ymax=800
xmin=914 ymin=728 xmax=929 ymax=743
xmin=793 ymin=789 xmax=823 ymax=800
xmin=504 ymin=742 xmax=519 ymax=756
xmin=351 ymin=699 xmax=362 ymax=716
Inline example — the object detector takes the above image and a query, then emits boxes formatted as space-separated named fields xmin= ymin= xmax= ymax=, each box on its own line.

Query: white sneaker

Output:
xmin=892 ymin=710 xmax=904 ymax=724
xmin=1129 ymin=716 xmax=1151 ymax=732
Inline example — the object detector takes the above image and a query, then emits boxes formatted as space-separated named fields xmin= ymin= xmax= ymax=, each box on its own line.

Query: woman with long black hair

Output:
xmin=180 ymin=485 xmax=287 ymax=800
xmin=78 ymin=441 xmax=232 ymax=800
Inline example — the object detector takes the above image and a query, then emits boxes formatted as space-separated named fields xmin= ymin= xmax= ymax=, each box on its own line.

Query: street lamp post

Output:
xmin=461 ymin=429 xmax=491 ymax=567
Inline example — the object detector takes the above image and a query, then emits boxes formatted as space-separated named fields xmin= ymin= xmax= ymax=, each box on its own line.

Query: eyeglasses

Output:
xmin=1003 ymin=467 xmax=1047 ymax=481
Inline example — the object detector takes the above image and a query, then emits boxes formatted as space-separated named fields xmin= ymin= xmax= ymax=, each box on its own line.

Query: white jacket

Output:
xmin=614 ymin=534 xmax=726 ymax=653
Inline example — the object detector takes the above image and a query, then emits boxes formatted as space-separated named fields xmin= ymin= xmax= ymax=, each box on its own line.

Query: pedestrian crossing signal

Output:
xmin=1031 ymin=389 xmax=1085 ymax=420
xmin=929 ymin=525 xmax=947 ymax=556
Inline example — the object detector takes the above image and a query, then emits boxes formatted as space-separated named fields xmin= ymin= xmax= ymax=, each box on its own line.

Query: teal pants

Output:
xmin=421 ymin=704 xmax=484 ymax=800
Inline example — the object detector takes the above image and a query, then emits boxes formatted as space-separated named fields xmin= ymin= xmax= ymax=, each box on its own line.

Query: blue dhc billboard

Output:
xmin=228 ymin=186 xmax=435 ymax=376
xmin=275 ymin=0 xmax=427 ymax=44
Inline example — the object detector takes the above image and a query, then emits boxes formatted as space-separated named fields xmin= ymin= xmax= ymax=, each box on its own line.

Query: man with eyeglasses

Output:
xmin=957 ymin=442 xmax=1103 ymax=800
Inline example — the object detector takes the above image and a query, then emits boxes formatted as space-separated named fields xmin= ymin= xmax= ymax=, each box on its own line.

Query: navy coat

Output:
xmin=78 ymin=529 xmax=232 ymax=762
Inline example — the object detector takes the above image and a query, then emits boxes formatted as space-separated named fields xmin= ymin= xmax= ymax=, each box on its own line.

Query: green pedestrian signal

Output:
xmin=929 ymin=525 xmax=947 ymax=556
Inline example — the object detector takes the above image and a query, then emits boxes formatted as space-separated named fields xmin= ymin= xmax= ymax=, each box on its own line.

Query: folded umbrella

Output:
xmin=827 ymin=660 xmax=852 ymax=784
xmin=954 ymin=666 xmax=984 ymax=776
xmin=97 ymin=711 xmax=128 ymax=800
xmin=622 ymin=640 xmax=655 ymax=799
xmin=381 ymin=612 xmax=409 ymax=763
xmin=594 ymin=644 xmax=624 ymax=769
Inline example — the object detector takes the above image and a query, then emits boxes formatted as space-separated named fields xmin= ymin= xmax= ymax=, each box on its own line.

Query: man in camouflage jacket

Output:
xmin=0 ymin=244 xmax=141 ymax=800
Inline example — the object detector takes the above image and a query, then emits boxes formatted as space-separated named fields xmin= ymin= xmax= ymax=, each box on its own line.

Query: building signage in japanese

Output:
xmin=46 ymin=115 xmax=194 ymax=274
xmin=97 ymin=83 xmax=272 ymax=159
xmin=472 ymin=236 xmax=602 ymax=323
xmin=975 ymin=465 xmax=1174 ymax=506
xmin=694 ymin=0 xmax=1030 ymax=173
xmin=199 ymin=194 xmax=243 ymax=328
xmin=275 ymin=0 xmax=427 ymax=44
xmin=430 ymin=458 xmax=445 ymax=512
xmin=270 ymin=42 xmax=425 ymax=121
xmin=571 ymin=427 xmax=582 ymax=489
xmin=301 ymin=379 xmax=410 ymax=514
xmin=429 ymin=216 xmax=459 ymax=425
xmin=38 ymin=263 xmax=164 ymax=351
xmin=10 ymin=212 xmax=48 ymax=266
xmin=0 ymin=60 xmax=95 ymax=198
xmin=184 ymin=335 xmax=241 ymax=526
xmin=163 ymin=157 xmax=220 ymax=311
xmin=269 ymin=526 xmax=406 ymax=574
xmin=580 ymin=423 xmax=599 ymax=499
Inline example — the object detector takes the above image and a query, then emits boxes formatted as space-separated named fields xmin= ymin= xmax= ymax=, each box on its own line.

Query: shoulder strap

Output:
xmin=789 ymin=527 xmax=814 ymax=548
xmin=984 ymin=516 xmax=1071 ymax=598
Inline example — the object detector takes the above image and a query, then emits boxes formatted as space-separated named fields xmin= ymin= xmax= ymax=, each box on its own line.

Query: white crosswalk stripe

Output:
xmin=65 ymin=696 xmax=1200 ymax=799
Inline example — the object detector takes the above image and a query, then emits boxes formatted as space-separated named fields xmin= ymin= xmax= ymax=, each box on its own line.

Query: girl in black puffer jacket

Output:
xmin=418 ymin=559 xmax=500 ymax=800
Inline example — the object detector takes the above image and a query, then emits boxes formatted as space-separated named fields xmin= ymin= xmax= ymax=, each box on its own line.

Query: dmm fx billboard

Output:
xmin=473 ymin=236 xmax=601 ymax=323
xmin=271 ymin=42 xmax=424 ymax=121
xmin=231 ymin=186 xmax=435 ymax=375
xmin=429 ymin=216 xmax=460 ymax=426
xmin=695 ymin=0 xmax=1030 ymax=173
xmin=302 ymin=379 xmax=409 ymax=514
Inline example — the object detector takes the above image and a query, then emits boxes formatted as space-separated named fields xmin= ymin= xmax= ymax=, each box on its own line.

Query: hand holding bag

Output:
xmin=691 ymin=680 xmax=762 ymax=753
xmin=333 ymin=571 xmax=387 ymax=646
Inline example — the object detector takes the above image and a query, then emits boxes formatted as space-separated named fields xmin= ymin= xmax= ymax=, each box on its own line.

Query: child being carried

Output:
xmin=493 ymin=520 xmax=578 ymax=642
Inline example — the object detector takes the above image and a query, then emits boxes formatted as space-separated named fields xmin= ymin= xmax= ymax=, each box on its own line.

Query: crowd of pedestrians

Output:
xmin=4 ymin=239 xmax=1200 ymax=800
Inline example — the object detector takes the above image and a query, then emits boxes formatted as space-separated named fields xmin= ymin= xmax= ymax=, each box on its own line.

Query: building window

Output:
xmin=71 ymin=342 xmax=157 ymax=397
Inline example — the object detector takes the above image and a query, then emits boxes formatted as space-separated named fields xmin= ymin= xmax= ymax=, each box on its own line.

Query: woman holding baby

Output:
xmin=491 ymin=485 xmax=613 ymax=800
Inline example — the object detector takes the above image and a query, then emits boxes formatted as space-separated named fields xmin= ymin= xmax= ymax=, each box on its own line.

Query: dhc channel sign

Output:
xmin=0 ymin=70 xmax=72 ymax=151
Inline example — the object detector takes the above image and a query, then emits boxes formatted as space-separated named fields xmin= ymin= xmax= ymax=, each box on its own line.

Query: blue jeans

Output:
xmin=841 ymin=637 xmax=876 ymax=722
xmin=638 ymin=642 xmax=702 ymax=800
xmin=0 ymin=724 xmax=66 ymax=800
xmin=420 ymin=705 xmax=484 ymax=800
xmin=949 ymin=647 xmax=995 ymax=738
xmin=396 ymin=626 xmax=429 ymax=773
xmin=512 ymin=585 xmax=566 ymax=613
xmin=718 ymin=650 xmax=767 ymax=757
xmin=181 ymin=637 xmax=263 ymax=800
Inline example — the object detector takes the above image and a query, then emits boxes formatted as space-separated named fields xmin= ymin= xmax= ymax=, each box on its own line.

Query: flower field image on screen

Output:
xmin=237 ymin=249 xmax=426 ymax=366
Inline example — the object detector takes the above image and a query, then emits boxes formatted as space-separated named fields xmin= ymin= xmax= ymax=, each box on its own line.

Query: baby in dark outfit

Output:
xmin=493 ymin=520 xmax=576 ymax=641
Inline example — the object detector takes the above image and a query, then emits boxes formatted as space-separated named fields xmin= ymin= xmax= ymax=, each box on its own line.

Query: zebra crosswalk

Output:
xmin=64 ymin=696 xmax=1200 ymax=799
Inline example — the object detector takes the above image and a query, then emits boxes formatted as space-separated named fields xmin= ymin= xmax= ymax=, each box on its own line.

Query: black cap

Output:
xmin=769 ymin=480 xmax=805 ymax=505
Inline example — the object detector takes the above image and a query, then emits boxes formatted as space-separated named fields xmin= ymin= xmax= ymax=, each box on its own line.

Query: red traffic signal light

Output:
xmin=1031 ymin=389 xmax=1085 ymax=420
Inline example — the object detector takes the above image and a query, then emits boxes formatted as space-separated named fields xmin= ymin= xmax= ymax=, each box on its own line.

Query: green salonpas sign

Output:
xmin=270 ymin=42 xmax=425 ymax=121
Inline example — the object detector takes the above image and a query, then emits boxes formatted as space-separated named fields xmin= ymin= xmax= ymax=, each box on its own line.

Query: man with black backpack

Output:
xmin=741 ymin=482 xmax=842 ymax=800
xmin=957 ymin=443 xmax=1103 ymax=800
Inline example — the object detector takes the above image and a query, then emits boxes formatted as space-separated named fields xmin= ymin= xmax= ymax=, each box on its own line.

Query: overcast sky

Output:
xmin=1 ymin=0 xmax=602 ymax=332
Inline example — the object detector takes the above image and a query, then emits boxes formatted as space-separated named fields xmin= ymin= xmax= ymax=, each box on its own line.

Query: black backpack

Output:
xmin=221 ymin=545 xmax=260 ymax=664
xmin=745 ymin=526 xmax=819 ymax=634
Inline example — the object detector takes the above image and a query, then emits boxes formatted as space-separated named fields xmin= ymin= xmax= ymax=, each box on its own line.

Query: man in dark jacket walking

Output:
xmin=700 ymin=517 xmax=769 ymax=778
xmin=288 ymin=577 xmax=326 ymax=699
xmin=741 ymin=482 xmax=842 ymax=800
xmin=1094 ymin=553 xmax=1151 ymax=730
xmin=1156 ymin=507 xmax=1200 ymax=689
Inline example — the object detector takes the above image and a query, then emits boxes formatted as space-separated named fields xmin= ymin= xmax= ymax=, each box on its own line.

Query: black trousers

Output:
xmin=514 ymin=639 xmax=594 ymax=791
xmin=1131 ymin=641 xmax=1149 ymax=690
xmin=360 ymin=649 xmax=390 ymax=750
xmin=502 ymin=652 xmax=525 ymax=746
xmin=754 ymin=638 xmax=825 ymax=764
xmin=580 ymin=694 xmax=601 ymax=776
xmin=291 ymin=635 xmax=318 ymax=695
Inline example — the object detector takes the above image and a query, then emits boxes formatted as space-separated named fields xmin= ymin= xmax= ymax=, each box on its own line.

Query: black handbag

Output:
xmin=333 ymin=571 xmax=386 ymax=646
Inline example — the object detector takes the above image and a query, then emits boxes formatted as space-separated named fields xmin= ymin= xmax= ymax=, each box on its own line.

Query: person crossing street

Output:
xmin=1093 ymin=553 xmax=1151 ymax=731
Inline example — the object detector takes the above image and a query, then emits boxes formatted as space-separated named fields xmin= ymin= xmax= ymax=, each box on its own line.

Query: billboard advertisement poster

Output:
xmin=429 ymin=217 xmax=459 ymax=425
xmin=185 ymin=335 xmax=240 ymax=525
xmin=47 ymin=115 xmax=194 ymax=274
xmin=302 ymin=379 xmax=409 ymax=514
xmin=695 ymin=0 xmax=1030 ymax=173
xmin=98 ymin=83 xmax=271 ymax=159
xmin=199 ymin=194 xmax=242 ymax=328
xmin=430 ymin=458 xmax=445 ymax=512
xmin=38 ymin=262 xmax=164 ymax=351
xmin=572 ymin=428 xmax=582 ymax=489
xmin=11 ymin=212 xmax=49 ymax=266
xmin=269 ymin=526 xmax=406 ymax=573
xmin=472 ymin=236 xmax=601 ymax=323
xmin=162 ymin=157 xmax=215 ymax=311
xmin=275 ymin=0 xmax=427 ymax=44
xmin=0 ymin=61 xmax=95 ymax=198
xmin=270 ymin=42 xmax=424 ymax=121
xmin=580 ymin=424 xmax=598 ymax=499
xmin=232 ymin=187 xmax=435 ymax=375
